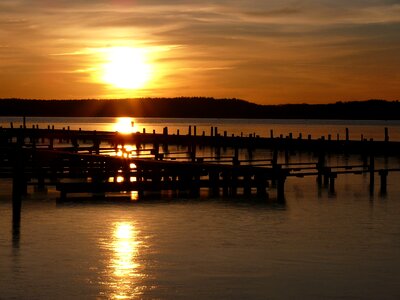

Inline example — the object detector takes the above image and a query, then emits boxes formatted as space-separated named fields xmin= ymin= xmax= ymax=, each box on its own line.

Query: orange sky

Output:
xmin=0 ymin=0 xmax=399 ymax=104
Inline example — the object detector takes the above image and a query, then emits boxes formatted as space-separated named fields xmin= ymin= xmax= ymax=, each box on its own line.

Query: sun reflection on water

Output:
xmin=104 ymin=222 xmax=144 ymax=299
xmin=113 ymin=117 xmax=137 ymax=134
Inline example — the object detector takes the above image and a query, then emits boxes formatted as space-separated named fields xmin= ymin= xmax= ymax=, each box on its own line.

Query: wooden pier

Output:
xmin=1 ymin=125 xmax=399 ymax=203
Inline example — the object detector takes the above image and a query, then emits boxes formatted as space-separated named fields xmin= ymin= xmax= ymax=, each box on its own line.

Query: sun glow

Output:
xmin=113 ymin=117 xmax=137 ymax=134
xmin=102 ymin=47 xmax=152 ymax=89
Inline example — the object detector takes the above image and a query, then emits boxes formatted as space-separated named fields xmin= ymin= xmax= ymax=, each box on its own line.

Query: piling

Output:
xmin=329 ymin=173 xmax=337 ymax=194
xmin=385 ymin=127 xmax=389 ymax=142
xmin=233 ymin=147 xmax=239 ymax=165
xmin=369 ymin=154 xmax=375 ymax=194
xmin=316 ymin=152 xmax=325 ymax=187
xmin=379 ymin=169 xmax=388 ymax=195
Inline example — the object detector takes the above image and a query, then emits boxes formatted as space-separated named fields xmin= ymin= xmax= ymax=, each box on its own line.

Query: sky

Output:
xmin=0 ymin=0 xmax=399 ymax=104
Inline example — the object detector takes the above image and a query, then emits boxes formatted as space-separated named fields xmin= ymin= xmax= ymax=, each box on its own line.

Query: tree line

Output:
xmin=0 ymin=97 xmax=399 ymax=119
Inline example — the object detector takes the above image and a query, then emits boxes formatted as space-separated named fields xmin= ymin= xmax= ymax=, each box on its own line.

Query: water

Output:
xmin=1 ymin=118 xmax=400 ymax=299
xmin=2 ymin=116 xmax=400 ymax=141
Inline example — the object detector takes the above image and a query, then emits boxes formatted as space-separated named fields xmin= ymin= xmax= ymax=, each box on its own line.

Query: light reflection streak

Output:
xmin=106 ymin=222 xmax=144 ymax=299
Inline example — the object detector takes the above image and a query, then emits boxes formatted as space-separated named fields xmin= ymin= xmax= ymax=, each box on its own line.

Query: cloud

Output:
xmin=0 ymin=0 xmax=399 ymax=102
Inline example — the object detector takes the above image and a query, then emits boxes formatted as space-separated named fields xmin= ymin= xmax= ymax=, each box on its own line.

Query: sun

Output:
xmin=102 ymin=47 xmax=152 ymax=89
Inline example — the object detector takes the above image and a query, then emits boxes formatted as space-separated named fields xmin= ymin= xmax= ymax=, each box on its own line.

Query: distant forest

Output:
xmin=0 ymin=98 xmax=400 ymax=120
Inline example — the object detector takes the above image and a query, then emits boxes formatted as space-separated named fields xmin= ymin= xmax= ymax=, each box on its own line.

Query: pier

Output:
xmin=1 ymin=124 xmax=399 ymax=204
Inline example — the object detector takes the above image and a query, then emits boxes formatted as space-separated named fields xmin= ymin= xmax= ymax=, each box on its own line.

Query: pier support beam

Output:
xmin=329 ymin=173 xmax=337 ymax=194
xmin=277 ymin=176 xmax=286 ymax=202
xmin=379 ymin=169 xmax=388 ymax=195
xmin=209 ymin=171 xmax=220 ymax=197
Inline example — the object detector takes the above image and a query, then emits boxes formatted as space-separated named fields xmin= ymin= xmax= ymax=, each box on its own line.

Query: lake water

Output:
xmin=1 ymin=117 xmax=400 ymax=299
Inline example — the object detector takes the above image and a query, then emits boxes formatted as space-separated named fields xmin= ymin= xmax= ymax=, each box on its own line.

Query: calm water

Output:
xmin=1 ymin=118 xmax=400 ymax=299
xmin=2 ymin=116 xmax=400 ymax=141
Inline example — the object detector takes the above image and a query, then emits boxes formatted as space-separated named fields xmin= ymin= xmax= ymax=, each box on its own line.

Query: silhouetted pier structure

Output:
xmin=1 ymin=124 xmax=399 ymax=204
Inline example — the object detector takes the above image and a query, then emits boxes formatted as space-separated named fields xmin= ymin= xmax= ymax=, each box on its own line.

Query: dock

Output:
xmin=1 ymin=124 xmax=399 ymax=205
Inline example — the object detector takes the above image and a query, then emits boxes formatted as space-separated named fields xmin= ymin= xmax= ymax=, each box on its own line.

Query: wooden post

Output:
xmin=284 ymin=149 xmax=289 ymax=165
xmin=270 ymin=129 xmax=274 ymax=139
xmin=191 ymin=144 xmax=196 ymax=162
xmin=272 ymin=149 xmax=278 ymax=167
xmin=188 ymin=125 xmax=192 ymax=136
xmin=209 ymin=171 xmax=219 ymax=197
xmin=93 ymin=131 xmax=100 ymax=155
xmin=222 ymin=171 xmax=229 ymax=196
xmin=211 ymin=126 xmax=214 ymax=137
xmin=369 ymin=154 xmax=375 ymax=194
xmin=379 ymin=169 xmax=388 ymax=195
xmin=230 ymin=170 xmax=238 ymax=197
xmin=215 ymin=146 xmax=221 ymax=160
xmin=256 ymin=174 xmax=267 ymax=197
xmin=329 ymin=173 xmax=337 ymax=194
xmin=323 ymin=167 xmax=331 ymax=186
xmin=345 ymin=128 xmax=349 ymax=141
xmin=316 ymin=153 xmax=325 ymax=187
xmin=384 ymin=127 xmax=389 ymax=142
xmin=190 ymin=173 xmax=201 ymax=197
xmin=12 ymin=146 xmax=26 ymax=231
xmin=243 ymin=173 xmax=251 ymax=196
xmin=153 ymin=143 xmax=159 ymax=160
xmin=277 ymin=174 xmax=286 ymax=202
xmin=233 ymin=147 xmax=239 ymax=165
xmin=247 ymin=147 xmax=253 ymax=160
